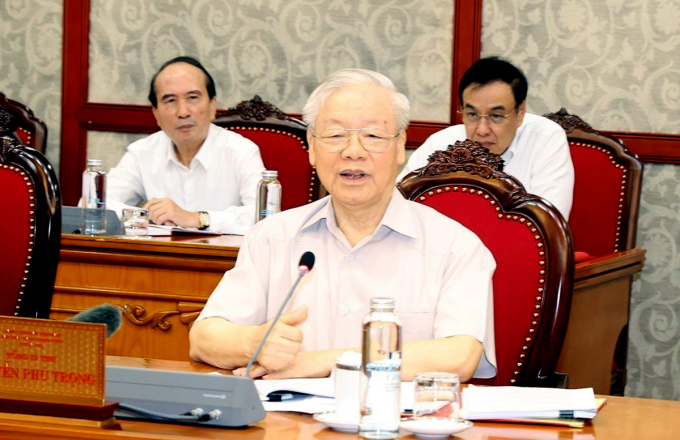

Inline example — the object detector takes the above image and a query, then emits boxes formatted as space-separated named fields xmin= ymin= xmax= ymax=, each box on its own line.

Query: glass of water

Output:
xmin=122 ymin=208 xmax=149 ymax=237
xmin=413 ymin=372 xmax=460 ymax=421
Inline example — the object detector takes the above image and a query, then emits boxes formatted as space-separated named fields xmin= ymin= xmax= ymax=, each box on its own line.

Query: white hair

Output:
xmin=302 ymin=68 xmax=410 ymax=131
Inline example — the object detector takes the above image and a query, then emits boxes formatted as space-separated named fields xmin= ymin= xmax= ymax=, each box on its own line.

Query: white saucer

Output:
xmin=400 ymin=418 xmax=473 ymax=438
xmin=313 ymin=412 xmax=360 ymax=433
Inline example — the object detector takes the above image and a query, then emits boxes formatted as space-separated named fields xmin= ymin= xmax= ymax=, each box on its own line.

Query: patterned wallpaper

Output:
xmin=481 ymin=1 xmax=680 ymax=400
xmin=0 ymin=0 xmax=62 ymax=169
xmin=88 ymin=0 xmax=454 ymax=122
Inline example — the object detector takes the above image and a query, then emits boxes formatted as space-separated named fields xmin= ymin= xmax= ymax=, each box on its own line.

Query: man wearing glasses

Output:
xmin=399 ymin=57 xmax=574 ymax=220
xmin=190 ymin=69 xmax=497 ymax=382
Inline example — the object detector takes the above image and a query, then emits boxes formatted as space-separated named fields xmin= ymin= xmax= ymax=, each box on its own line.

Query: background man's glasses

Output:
xmin=311 ymin=127 xmax=401 ymax=154
xmin=458 ymin=108 xmax=517 ymax=126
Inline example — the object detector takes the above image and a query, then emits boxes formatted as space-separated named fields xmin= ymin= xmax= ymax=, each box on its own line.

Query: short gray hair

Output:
xmin=302 ymin=68 xmax=410 ymax=131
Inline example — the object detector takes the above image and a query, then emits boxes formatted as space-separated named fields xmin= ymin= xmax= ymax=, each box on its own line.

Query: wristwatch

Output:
xmin=197 ymin=211 xmax=210 ymax=230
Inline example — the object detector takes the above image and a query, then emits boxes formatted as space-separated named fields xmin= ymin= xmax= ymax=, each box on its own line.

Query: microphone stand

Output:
xmin=245 ymin=265 xmax=311 ymax=378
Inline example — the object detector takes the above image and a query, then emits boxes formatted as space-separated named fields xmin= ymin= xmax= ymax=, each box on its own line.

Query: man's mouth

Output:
xmin=176 ymin=123 xmax=195 ymax=130
xmin=340 ymin=171 xmax=368 ymax=180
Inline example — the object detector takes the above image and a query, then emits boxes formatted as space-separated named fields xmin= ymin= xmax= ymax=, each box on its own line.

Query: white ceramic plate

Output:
xmin=313 ymin=412 xmax=360 ymax=433
xmin=400 ymin=418 xmax=473 ymax=438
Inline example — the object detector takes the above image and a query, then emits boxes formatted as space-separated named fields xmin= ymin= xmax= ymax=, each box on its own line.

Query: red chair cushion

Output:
xmin=0 ymin=167 xmax=33 ymax=316
xmin=420 ymin=188 xmax=544 ymax=385
xmin=230 ymin=129 xmax=313 ymax=211
xmin=569 ymin=143 xmax=626 ymax=256
xmin=574 ymin=251 xmax=592 ymax=263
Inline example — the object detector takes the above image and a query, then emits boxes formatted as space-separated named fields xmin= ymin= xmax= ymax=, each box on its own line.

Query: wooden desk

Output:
xmin=51 ymin=236 xmax=645 ymax=394
xmin=51 ymin=234 xmax=242 ymax=361
xmin=558 ymin=249 xmax=646 ymax=394
xmin=0 ymin=356 xmax=677 ymax=440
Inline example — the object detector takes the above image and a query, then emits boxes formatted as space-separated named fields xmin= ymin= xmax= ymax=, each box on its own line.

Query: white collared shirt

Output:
xmin=399 ymin=113 xmax=574 ymax=220
xmin=106 ymin=124 xmax=265 ymax=235
xmin=198 ymin=188 xmax=497 ymax=378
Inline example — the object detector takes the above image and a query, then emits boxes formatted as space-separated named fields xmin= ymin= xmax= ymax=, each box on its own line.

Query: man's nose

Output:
xmin=475 ymin=117 xmax=492 ymax=136
xmin=176 ymin=99 xmax=191 ymax=118
xmin=342 ymin=132 xmax=368 ymax=159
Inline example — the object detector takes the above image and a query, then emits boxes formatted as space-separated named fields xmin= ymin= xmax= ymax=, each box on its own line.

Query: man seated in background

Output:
xmin=190 ymin=68 xmax=497 ymax=382
xmin=106 ymin=56 xmax=265 ymax=235
xmin=399 ymin=57 xmax=574 ymax=220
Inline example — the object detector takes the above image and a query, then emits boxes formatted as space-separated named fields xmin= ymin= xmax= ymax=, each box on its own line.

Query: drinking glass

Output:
xmin=413 ymin=372 xmax=460 ymax=421
xmin=122 ymin=208 xmax=149 ymax=237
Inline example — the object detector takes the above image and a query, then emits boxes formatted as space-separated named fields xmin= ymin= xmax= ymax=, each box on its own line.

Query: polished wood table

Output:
xmin=51 ymin=234 xmax=242 ymax=361
xmin=557 ymin=249 xmax=646 ymax=394
xmin=0 ymin=356 xmax=677 ymax=440
xmin=51 ymin=235 xmax=645 ymax=394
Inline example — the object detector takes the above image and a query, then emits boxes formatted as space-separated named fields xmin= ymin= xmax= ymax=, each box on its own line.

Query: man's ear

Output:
xmin=396 ymin=130 xmax=406 ymax=166
xmin=209 ymin=97 xmax=217 ymax=120
xmin=151 ymin=106 xmax=161 ymax=128
xmin=516 ymin=101 xmax=527 ymax=127
xmin=307 ymin=129 xmax=316 ymax=166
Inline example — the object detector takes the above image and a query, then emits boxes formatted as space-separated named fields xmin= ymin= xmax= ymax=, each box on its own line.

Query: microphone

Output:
xmin=245 ymin=251 xmax=315 ymax=378
xmin=66 ymin=303 xmax=122 ymax=339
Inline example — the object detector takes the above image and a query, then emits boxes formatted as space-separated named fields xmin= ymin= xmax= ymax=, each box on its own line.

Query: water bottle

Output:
xmin=359 ymin=297 xmax=402 ymax=440
xmin=255 ymin=170 xmax=281 ymax=222
xmin=81 ymin=159 xmax=107 ymax=235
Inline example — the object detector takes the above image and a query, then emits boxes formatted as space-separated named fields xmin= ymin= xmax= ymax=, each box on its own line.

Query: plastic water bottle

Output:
xmin=81 ymin=159 xmax=107 ymax=235
xmin=359 ymin=297 xmax=402 ymax=439
xmin=255 ymin=170 xmax=281 ymax=222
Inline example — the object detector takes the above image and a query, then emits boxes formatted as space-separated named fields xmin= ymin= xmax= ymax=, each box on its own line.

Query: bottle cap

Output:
xmin=370 ymin=297 xmax=395 ymax=311
xmin=87 ymin=159 xmax=103 ymax=167
xmin=262 ymin=170 xmax=278 ymax=178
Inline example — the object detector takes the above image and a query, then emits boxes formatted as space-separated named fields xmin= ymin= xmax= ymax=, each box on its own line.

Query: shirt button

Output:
xmin=341 ymin=307 xmax=349 ymax=315
xmin=345 ymin=254 xmax=354 ymax=261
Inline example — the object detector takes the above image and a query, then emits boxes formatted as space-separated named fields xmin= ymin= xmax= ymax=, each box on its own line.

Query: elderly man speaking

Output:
xmin=190 ymin=69 xmax=497 ymax=382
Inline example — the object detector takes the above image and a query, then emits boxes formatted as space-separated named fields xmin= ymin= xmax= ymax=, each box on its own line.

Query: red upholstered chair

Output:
xmin=545 ymin=109 xmax=642 ymax=257
xmin=213 ymin=96 xmax=325 ymax=211
xmin=0 ymin=109 xmax=61 ymax=318
xmin=398 ymin=141 xmax=574 ymax=387
xmin=0 ymin=92 xmax=48 ymax=154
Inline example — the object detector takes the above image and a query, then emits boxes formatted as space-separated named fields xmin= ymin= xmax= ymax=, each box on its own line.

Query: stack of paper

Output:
xmin=253 ymin=377 xmax=415 ymax=414
xmin=461 ymin=385 xmax=605 ymax=427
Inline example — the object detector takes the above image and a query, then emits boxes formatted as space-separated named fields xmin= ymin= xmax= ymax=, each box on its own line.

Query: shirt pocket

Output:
xmin=395 ymin=310 xmax=435 ymax=343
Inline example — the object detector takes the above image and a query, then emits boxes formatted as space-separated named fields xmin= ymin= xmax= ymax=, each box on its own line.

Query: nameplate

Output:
xmin=0 ymin=317 xmax=105 ymax=407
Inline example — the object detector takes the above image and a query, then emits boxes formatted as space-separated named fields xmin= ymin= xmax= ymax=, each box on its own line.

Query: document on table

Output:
xmin=254 ymin=377 xmax=415 ymax=414
xmin=461 ymin=385 xmax=599 ymax=420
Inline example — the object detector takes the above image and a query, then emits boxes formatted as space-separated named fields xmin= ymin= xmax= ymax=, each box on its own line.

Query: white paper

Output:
xmin=256 ymin=378 xmax=415 ymax=414
xmin=461 ymin=385 xmax=597 ymax=420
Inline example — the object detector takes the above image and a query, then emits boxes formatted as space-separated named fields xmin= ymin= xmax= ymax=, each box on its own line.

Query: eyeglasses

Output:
xmin=311 ymin=127 xmax=401 ymax=154
xmin=457 ymin=108 xmax=517 ymax=126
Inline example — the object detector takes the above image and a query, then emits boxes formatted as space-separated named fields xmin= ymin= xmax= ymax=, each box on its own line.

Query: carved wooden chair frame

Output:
xmin=0 ymin=109 xmax=61 ymax=318
xmin=545 ymin=108 xmax=642 ymax=253
xmin=398 ymin=141 xmax=574 ymax=386
xmin=0 ymin=92 xmax=48 ymax=154
xmin=213 ymin=95 xmax=325 ymax=205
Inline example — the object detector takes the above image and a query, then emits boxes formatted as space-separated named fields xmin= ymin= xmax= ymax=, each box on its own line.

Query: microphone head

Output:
xmin=299 ymin=251 xmax=315 ymax=272
xmin=66 ymin=304 xmax=122 ymax=339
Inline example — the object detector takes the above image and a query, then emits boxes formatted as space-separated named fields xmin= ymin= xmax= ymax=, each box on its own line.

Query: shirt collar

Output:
xmin=301 ymin=187 xmax=418 ymax=243
xmin=161 ymin=124 xmax=215 ymax=171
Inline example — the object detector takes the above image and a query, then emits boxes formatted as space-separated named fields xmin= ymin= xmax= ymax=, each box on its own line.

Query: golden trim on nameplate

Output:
xmin=0 ymin=317 xmax=105 ymax=407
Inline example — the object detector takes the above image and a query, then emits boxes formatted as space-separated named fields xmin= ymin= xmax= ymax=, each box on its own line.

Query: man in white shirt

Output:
xmin=106 ymin=56 xmax=265 ymax=235
xmin=399 ymin=57 xmax=574 ymax=220
xmin=190 ymin=69 xmax=497 ymax=382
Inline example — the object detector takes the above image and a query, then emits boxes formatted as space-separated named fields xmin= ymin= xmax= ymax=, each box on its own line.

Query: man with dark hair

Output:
xmin=107 ymin=56 xmax=265 ymax=234
xmin=399 ymin=56 xmax=574 ymax=220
